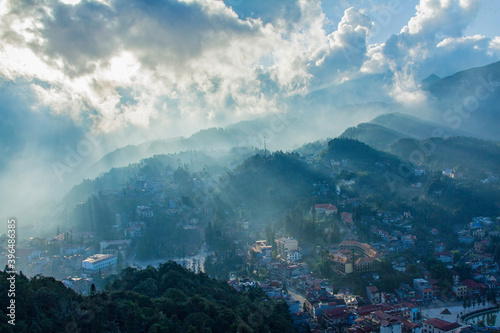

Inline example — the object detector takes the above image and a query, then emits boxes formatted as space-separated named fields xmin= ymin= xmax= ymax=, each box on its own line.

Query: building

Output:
xmin=100 ymin=239 xmax=132 ymax=256
xmin=452 ymin=284 xmax=467 ymax=299
xmin=82 ymin=254 xmax=117 ymax=272
xmin=287 ymin=251 xmax=303 ymax=262
xmin=339 ymin=241 xmax=381 ymax=258
xmin=462 ymin=279 xmax=484 ymax=296
xmin=332 ymin=241 xmax=382 ymax=275
xmin=332 ymin=253 xmax=354 ymax=275
xmin=413 ymin=279 xmax=433 ymax=301
xmin=434 ymin=252 xmax=453 ymax=264
xmin=422 ymin=318 xmax=461 ymax=333
xmin=136 ymin=205 xmax=154 ymax=218
xmin=380 ymin=319 xmax=402 ymax=333
xmin=314 ymin=204 xmax=338 ymax=215
xmin=341 ymin=212 xmax=354 ymax=224
xmin=366 ymin=286 xmax=381 ymax=304
xmin=276 ymin=237 xmax=299 ymax=259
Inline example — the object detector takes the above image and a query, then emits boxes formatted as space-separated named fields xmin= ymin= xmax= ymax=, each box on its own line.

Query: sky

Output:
xmin=0 ymin=0 xmax=499 ymax=228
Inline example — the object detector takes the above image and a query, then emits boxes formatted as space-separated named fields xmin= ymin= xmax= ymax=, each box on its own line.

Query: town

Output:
xmin=3 ymin=137 xmax=500 ymax=332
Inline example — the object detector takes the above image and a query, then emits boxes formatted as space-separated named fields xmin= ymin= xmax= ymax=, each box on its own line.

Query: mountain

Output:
xmin=85 ymin=127 xmax=251 ymax=179
xmin=220 ymin=151 xmax=328 ymax=220
xmin=340 ymin=112 xmax=467 ymax=151
xmin=321 ymin=138 xmax=402 ymax=171
xmin=389 ymin=136 xmax=500 ymax=177
xmin=421 ymin=74 xmax=440 ymax=89
xmin=63 ymin=147 xmax=259 ymax=206
xmin=427 ymin=60 xmax=500 ymax=140
xmin=340 ymin=122 xmax=405 ymax=151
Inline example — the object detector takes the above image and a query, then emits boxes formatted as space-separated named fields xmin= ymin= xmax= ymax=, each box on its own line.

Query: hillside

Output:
xmin=340 ymin=123 xmax=405 ymax=151
xmin=63 ymin=147 xmax=258 ymax=206
xmin=427 ymin=61 xmax=500 ymax=140
xmin=85 ymin=127 xmax=252 ymax=178
xmin=321 ymin=138 xmax=402 ymax=170
xmin=220 ymin=151 xmax=329 ymax=220
xmin=340 ymin=112 xmax=468 ymax=151
xmin=0 ymin=262 xmax=293 ymax=332
xmin=390 ymin=136 xmax=500 ymax=177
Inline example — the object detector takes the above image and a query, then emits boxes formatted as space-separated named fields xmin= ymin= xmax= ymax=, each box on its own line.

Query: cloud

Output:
xmin=1 ymin=0 xmax=497 ymax=137
xmin=306 ymin=7 xmax=374 ymax=87
xmin=403 ymin=0 xmax=480 ymax=37
xmin=1 ymin=0 xmax=291 ymax=133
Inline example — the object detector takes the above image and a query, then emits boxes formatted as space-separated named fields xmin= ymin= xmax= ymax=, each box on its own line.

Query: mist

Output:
xmin=1 ymin=0 xmax=499 ymax=235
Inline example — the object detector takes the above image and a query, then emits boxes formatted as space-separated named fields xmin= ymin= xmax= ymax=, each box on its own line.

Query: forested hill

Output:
xmin=389 ymin=137 xmax=500 ymax=177
xmin=220 ymin=151 xmax=329 ymax=219
xmin=0 ymin=262 xmax=293 ymax=332
xmin=322 ymin=138 xmax=402 ymax=172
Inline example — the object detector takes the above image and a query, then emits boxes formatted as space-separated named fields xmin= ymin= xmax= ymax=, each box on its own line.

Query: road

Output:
xmin=288 ymin=286 xmax=306 ymax=312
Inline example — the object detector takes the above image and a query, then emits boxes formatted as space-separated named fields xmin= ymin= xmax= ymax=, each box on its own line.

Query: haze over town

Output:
xmin=1 ymin=0 xmax=500 ymax=332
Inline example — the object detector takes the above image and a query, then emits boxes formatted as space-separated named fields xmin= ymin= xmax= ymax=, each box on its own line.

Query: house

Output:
xmin=452 ymin=284 xmax=467 ymax=299
xmin=413 ymin=279 xmax=433 ymax=301
xmin=321 ymin=307 xmax=356 ymax=326
xmin=434 ymin=252 xmax=453 ymax=264
xmin=100 ymin=240 xmax=132 ymax=256
xmin=380 ymin=319 xmax=402 ymax=333
xmin=341 ymin=212 xmax=354 ymax=224
xmin=366 ymin=285 xmax=381 ymax=304
xmin=287 ymin=251 xmax=302 ymax=263
xmin=124 ymin=222 xmax=146 ymax=238
xmin=314 ymin=204 xmax=338 ymax=215
xmin=136 ymin=205 xmax=154 ymax=218
xmin=396 ymin=284 xmax=416 ymax=302
xmin=462 ymin=279 xmax=484 ymax=296
xmin=60 ymin=244 xmax=87 ymax=256
xmin=16 ymin=248 xmax=42 ymax=268
xmin=422 ymin=318 xmax=461 ymax=333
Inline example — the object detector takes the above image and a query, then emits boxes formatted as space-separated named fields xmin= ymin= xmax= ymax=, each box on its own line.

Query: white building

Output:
xmin=287 ymin=251 xmax=303 ymax=262
xmin=277 ymin=237 xmax=299 ymax=259
xmin=82 ymin=254 xmax=117 ymax=271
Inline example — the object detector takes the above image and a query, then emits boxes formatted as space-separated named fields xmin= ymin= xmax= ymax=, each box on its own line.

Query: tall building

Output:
xmin=82 ymin=254 xmax=117 ymax=272
xmin=276 ymin=237 xmax=299 ymax=259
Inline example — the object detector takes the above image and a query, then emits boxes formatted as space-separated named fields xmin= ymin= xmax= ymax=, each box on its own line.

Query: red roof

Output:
xmin=463 ymin=279 xmax=480 ymax=288
xmin=314 ymin=204 xmax=337 ymax=211
xmin=322 ymin=307 xmax=351 ymax=319
xmin=341 ymin=212 xmax=353 ymax=223
xmin=424 ymin=318 xmax=461 ymax=331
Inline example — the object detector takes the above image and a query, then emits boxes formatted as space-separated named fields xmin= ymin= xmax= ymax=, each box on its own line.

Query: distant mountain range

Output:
xmin=340 ymin=112 xmax=470 ymax=151
xmin=426 ymin=60 xmax=500 ymax=140
xmin=84 ymin=61 xmax=500 ymax=181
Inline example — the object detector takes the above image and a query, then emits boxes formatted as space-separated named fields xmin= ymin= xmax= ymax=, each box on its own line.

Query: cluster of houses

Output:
xmin=330 ymin=241 xmax=382 ymax=276
xmin=0 ymin=230 xmax=136 ymax=288
xmin=229 ymin=269 xmax=470 ymax=333
xmin=242 ymin=208 xmax=500 ymax=332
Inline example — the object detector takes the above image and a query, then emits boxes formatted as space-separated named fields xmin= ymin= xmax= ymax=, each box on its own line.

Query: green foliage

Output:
xmin=322 ymin=138 xmax=403 ymax=172
xmin=221 ymin=151 xmax=327 ymax=220
xmin=0 ymin=262 xmax=293 ymax=332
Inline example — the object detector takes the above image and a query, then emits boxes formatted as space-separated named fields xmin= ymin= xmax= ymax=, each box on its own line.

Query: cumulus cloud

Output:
xmin=370 ymin=0 xmax=500 ymax=101
xmin=1 ymin=0 xmax=295 ymax=133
